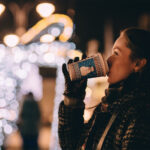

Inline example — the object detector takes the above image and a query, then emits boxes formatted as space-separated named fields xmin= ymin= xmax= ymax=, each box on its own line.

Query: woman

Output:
xmin=58 ymin=27 xmax=150 ymax=150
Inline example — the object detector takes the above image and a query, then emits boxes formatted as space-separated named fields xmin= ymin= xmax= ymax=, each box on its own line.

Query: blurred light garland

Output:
xmin=0 ymin=41 xmax=82 ymax=147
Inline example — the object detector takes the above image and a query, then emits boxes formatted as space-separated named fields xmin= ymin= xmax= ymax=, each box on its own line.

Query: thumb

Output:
xmin=62 ymin=63 xmax=70 ymax=80
xmin=82 ymin=53 xmax=87 ymax=60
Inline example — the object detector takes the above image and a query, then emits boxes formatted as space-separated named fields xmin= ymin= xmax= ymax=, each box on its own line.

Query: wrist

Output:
xmin=64 ymin=96 xmax=85 ymax=107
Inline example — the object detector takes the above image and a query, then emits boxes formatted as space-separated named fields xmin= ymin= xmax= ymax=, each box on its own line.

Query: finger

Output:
xmin=74 ymin=57 xmax=79 ymax=62
xmin=82 ymin=53 xmax=87 ymax=60
xmin=62 ymin=64 xmax=70 ymax=80
xmin=68 ymin=59 xmax=73 ymax=64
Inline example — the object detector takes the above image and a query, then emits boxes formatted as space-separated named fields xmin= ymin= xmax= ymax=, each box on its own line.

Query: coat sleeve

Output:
xmin=121 ymin=109 xmax=150 ymax=150
xmin=58 ymin=101 xmax=97 ymax=150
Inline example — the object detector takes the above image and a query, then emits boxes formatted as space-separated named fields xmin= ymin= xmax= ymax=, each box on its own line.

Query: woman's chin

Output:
xmin=107 ymin=77 xmax=116 ymax=85
xmin=107 ymin=77 xmax=111 ymax=84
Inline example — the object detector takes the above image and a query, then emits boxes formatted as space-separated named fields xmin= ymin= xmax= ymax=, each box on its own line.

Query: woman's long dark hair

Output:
xmin=121 ymin=27 xmax=150 ymax=85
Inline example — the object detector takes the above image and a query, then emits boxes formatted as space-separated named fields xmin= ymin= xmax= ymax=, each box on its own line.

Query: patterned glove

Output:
xmin=62 ymin=55 xmax=87 ymax=101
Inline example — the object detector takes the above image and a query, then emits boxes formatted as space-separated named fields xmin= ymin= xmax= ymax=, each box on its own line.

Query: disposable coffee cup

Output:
xmin=68 ymin=53 xmax=109 ymax=81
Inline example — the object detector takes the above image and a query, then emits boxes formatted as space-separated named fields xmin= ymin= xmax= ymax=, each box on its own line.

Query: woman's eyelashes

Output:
xmin=113 ymin=48 xmax=122 ymax=56
xmin=113 ymin=50 xmax=119 ymax=56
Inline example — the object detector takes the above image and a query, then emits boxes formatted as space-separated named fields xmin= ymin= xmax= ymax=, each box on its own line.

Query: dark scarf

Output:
xmin=101 ymin=72 xmax=150 ymax=114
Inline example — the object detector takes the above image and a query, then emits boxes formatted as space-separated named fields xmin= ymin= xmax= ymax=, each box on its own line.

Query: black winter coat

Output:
xmin=58 ymin=74 xmax=150 ymax=150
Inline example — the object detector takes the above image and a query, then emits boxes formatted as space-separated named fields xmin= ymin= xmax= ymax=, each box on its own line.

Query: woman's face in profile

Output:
xmin=107 ymin=35 xmax=136 ymax=84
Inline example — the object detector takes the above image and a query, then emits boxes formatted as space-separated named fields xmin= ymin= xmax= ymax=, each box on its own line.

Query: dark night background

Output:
xmin=0 ymin=0 xmax=150 ymax=52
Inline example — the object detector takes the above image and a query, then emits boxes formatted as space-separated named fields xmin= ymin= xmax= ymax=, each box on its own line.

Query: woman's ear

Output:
xmin=134 ymin=58 xmax=147 ymax=72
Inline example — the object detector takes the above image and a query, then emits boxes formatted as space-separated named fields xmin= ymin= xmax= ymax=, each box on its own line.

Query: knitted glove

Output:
xmin=62 ymin=55 xmax=87 ymax=105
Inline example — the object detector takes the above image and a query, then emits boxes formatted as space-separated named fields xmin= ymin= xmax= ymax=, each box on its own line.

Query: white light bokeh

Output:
xmin=5 ymin=92 xmax=15 ymax=101
xmin=43 ymin=52 xmax=55 ymax=63
xmin=0 ymin=99 xmax=6 ymax=107
xmin=13 ymin=50 xmax=26 ymax=63
xmin=3 ymin=34 xmax=19 ymax=47
xmin=0 ymin=48 xmax=5 ymax=62
xmin=7 ymin=110 xmax=17 ymax=121
xmin=0 ymin=76 xmax=5 ymax=86
xmin=28 ymin=53 xmax=38 ymax=63
xmin=70 ymin=42 xmax=76 ymax=50
xmin=9 ymin=101 xmax=19 ymax=110
xmin=21 ymin=62 xmax=31 ymax=72
xmin=5 ymin=78 xmax=17 ymax=88
xmin=20 ymin=65 xmax=43 ymax=101
xmin=36 ymin=3 xmax=55 ymax=18
xmin=4 ymin=124 xmax=13 ymax=134
xmin=63 ymin=27 xmax=73 ymax=36
xmin=2 ymin=119 xmax=7 ymax=126
xmin=40 ymin=34 xmax=55 ymax=43
xmin=0 ymin=34 xmax=78 ymax=147
xmin=0 ymin=121 xmax=2 ymax=128
xmin=15 ymin=69 xmax=27 ymax=79
xmin=39 ymin=44 xmax=49 ymax=54
xmin=51 ymin=27 xmax=61 ymax=37
xmin=0 ymin=3 xmax=5 ymax=15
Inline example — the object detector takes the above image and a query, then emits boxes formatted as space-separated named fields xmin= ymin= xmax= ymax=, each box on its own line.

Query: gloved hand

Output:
xmin=62 ymin=54 xmax=87 ymax=103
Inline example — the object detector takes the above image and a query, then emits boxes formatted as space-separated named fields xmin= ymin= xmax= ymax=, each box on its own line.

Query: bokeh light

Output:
xmin=3 ymin=34 xmax=19 ymax=47
xmin=0 ymin=3 xmax=5 ymax=15
xmin=51 ymin=27 xmax=61 ymax=37
xmin=40 ymin=34 xmax=55 ymax=43
xmin=36 ymin=3 xmax=55 ymax=18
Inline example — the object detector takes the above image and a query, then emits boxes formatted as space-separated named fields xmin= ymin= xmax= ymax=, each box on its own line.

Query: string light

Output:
xmin=0 ymin=41 xmax=82 ymax=148
xmin=36 ymin=3 xmax=55 ymax=18
xmin=3 ymin=34 xmax=19 ymax=47
xmin=0 ymin=7 xmax=79 ymax=148
xmin=20 ymin=14 xmax=73 ymax=44
xmin=40 ymin=34 xmax=55 ymax=43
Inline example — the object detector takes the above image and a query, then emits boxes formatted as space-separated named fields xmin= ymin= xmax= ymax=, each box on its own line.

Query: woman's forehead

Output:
xmin=113 ymin=36 xmax=127 ymax=48
xmin=112 ymin=36 xmax=132 ymax=54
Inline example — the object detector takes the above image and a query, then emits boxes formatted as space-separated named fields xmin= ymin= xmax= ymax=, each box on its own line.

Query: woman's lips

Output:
xmin=107 ymin=70 xmax=111 ymax=76
xmin=107 ymin=71 xmax=110 ymax=76
xmin=106 ymin=62 xmax=111 ymax=76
